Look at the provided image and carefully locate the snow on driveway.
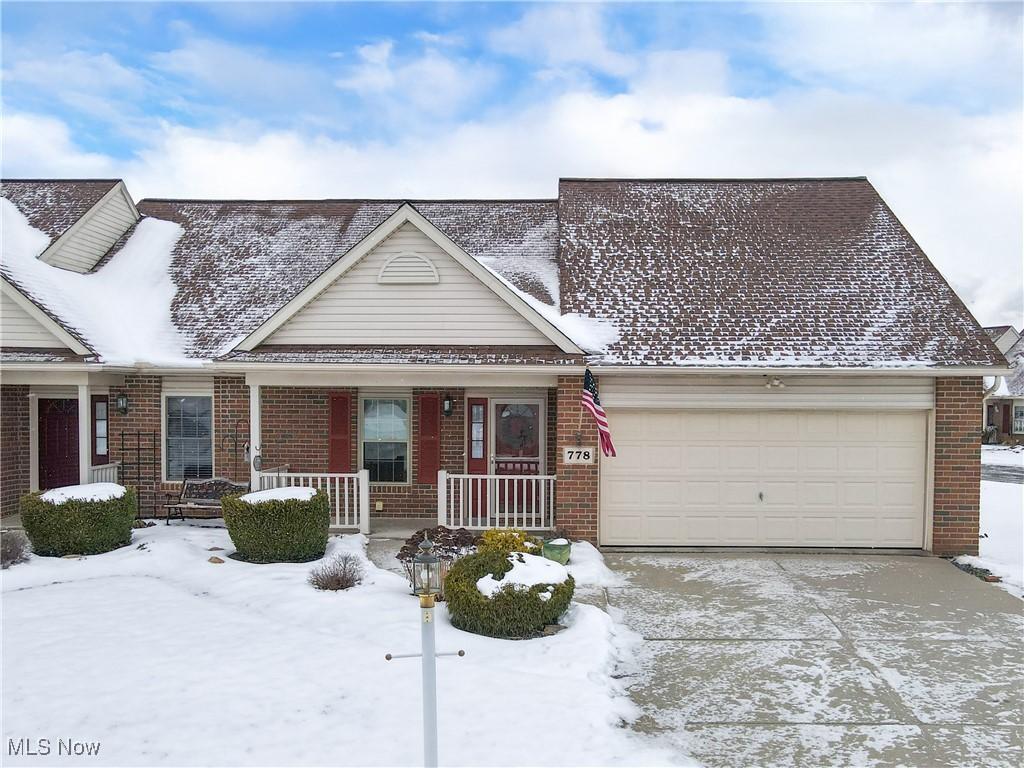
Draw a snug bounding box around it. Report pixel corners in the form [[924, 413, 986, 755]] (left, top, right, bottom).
[[2, 527, 678, 767], [982, 445, 1024, 467], [957, 480, 1024, 598]]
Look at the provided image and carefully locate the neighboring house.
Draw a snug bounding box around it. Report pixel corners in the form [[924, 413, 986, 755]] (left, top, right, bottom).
[[984, 325, 1020, 356], [0, 177, 1009, 556], [983, 330, 1024, 443]]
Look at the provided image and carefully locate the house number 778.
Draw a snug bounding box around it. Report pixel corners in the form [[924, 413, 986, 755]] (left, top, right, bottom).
[[562, 447, 596, 464]]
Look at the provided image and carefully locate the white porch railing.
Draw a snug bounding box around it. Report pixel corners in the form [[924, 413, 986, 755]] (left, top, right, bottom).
[[258, 470, 370, 534], [88, 461, 121, 483], [437, 470, 555, 530]]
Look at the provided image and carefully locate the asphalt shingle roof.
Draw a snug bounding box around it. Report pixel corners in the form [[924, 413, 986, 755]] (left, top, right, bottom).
[[558, 178, 1004, 368], [1, 180, 118, 242]]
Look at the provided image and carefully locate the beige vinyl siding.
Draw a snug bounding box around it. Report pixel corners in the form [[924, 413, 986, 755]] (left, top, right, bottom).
[[266, 222, 553, 346], [0, 289, 66, 347], [42, 185, 138, 273], [599, 375, 935, 410]]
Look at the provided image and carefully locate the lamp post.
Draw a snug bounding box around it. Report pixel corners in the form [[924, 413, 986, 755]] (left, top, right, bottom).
[[386, 536, 464, 768]]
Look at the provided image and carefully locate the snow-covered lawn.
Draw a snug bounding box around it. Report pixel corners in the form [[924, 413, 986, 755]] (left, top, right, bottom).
[[957, 481, 1024, 599], [2, 526, 675, 767], [981, 444, 1024, 467]]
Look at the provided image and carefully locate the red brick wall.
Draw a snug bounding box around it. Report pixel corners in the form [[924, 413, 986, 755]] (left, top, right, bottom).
[[554, 374, 599, 542], [932, 377, 983, 556], [108, 375, 163, 515], [259, 387, 466, 519], [214, 377, 250, 483], [1, 385, 30, 516]]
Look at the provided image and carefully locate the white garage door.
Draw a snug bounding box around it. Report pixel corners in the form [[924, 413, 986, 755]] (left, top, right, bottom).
[[600, 410, 927, 547]]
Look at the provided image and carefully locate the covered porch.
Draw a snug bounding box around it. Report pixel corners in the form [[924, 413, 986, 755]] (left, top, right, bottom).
[[1, 368, 124, 516], [240, 362, 589, 537]]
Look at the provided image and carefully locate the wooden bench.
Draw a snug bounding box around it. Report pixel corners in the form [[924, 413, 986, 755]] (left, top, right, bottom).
[[164, 478, 249, 524]]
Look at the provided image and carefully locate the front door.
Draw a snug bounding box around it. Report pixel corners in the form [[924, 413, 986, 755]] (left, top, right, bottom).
[[38, 398, 79, 490], [465, 398, 544, 524]]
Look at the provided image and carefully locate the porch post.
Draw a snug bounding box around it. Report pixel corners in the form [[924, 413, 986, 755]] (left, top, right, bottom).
[[77, 384, 90, 484], [248, 383, 261, 491]]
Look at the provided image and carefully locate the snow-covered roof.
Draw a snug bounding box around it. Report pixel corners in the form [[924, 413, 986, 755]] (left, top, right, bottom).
[[133, 198, 560, 359], [558, 178, 1006, 369], [0, 177, 1007, 370], [990, 337, 1024, 397], [220, 345, 581, 366], [1, 180, 119, 243]]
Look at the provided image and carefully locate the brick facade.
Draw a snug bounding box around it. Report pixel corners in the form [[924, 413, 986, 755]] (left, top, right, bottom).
[[214, 377, 250, 483], [554, 374, 600, 542], [932, 377, 983, 556], [1, 385, 30, 517]]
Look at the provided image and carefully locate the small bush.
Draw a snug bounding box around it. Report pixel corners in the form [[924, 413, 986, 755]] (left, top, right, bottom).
[[445, 549, 574, 639], [397, 526, 478, 597], [477, 528, 543, 556], [1, 530, 31, 568], [20, 488, 136, 557], [309, 553, 364, 591], [223, 490, 329, 563]]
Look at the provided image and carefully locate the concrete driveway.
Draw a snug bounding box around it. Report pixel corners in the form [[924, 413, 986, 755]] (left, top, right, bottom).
[[603, 553, 1023, 768]]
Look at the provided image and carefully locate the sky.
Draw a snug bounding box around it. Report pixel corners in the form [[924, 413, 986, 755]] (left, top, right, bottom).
[[2, 1, 1021, 328]]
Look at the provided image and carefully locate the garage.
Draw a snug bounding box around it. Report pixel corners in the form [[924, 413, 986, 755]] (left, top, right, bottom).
[[600, 393, 930, 547]]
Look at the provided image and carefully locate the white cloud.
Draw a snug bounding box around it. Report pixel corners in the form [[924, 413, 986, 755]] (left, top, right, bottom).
[[1, 112, 116, 177], [335, 39, 495, 117], [756, 3, 1022, 104], [489, 4, 635, 77]]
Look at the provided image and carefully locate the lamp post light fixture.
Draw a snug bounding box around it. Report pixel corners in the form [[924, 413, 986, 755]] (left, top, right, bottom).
[[386, 536, 464, 768]]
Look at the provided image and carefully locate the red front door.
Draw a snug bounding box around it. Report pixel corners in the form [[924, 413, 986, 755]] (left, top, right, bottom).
[[38, 398, 79, 490]]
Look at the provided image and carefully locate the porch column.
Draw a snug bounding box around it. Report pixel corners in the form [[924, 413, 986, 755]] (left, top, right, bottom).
[[248, 383, 261, 490], [78, 384, 90, 484]]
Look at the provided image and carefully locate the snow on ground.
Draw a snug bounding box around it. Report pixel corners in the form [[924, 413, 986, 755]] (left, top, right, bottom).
[[238, 486, 318, 504], [39, 482, 126, 504], [1, 526, 679, 767], [957, 481, 1024, 599], [1, 198, 191, 366], [982, 445, 1024, 467]]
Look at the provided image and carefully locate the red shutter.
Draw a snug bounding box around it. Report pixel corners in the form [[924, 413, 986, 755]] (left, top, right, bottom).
[[328, 394, 351, 473], [417, 394, 441, 485]]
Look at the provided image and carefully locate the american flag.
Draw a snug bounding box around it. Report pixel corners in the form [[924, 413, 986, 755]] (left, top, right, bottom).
[[581, 368, 616, 457]]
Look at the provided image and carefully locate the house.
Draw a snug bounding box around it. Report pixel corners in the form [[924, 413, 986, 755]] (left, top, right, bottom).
[[0, 177, 1009, 556], [984, 325, 1020, 356], [983, 327, 1024, 443]]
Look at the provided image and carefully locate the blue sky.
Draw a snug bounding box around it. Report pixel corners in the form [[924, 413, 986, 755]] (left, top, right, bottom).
[[2, 2, 1022, 326]]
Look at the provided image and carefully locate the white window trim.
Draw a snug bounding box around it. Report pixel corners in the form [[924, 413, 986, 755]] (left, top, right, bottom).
[[358, 392, 412, 486], [161, 390, 215, 484], [1013, 402, 1024, 435]]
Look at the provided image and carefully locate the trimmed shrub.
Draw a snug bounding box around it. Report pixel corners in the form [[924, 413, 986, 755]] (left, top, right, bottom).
[[445, 549, 574, 639], [20, 488, 136, 557], [222, 490, 329, 563], [2, 530, 31, 568], [477, 528, 543, 557], [309, 554, 364, 591]]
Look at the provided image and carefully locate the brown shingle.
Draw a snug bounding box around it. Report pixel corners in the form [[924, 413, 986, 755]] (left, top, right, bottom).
[[558, 178, 1005, 368], [1, 179, 118, 242]]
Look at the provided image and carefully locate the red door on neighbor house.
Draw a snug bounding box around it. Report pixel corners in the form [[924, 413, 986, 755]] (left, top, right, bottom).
[[38, 398, 79, 491]]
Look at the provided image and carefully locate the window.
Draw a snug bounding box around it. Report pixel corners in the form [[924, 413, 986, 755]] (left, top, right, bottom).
[[165, 396, 212, 481], [92, 395, 108, 465], [1014, 405, 1024, 435], [362, 398, 409, 483]]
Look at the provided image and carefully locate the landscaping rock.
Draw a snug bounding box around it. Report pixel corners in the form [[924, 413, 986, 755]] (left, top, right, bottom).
[[208, 556, 225, 564]]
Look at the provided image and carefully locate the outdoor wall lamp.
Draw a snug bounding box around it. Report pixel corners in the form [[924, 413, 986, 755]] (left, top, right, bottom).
[[442, 394, 454, 417], [115, 393, 129, 414]]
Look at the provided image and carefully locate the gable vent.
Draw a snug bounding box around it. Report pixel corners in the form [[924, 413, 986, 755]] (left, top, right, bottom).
[[377, 252, 440, 284]]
